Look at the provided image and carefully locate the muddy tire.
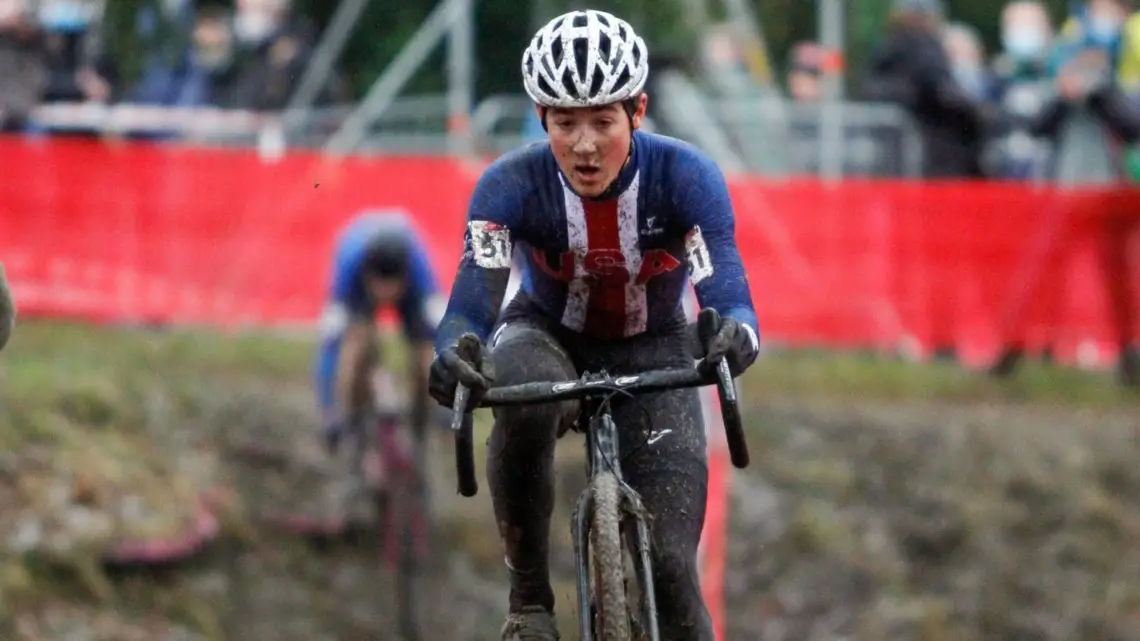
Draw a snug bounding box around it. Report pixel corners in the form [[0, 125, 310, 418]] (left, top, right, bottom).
[[591, 472, 630, 641]]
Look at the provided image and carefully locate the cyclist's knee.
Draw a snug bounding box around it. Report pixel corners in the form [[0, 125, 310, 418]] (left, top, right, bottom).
[[491, 325, 578, 430]]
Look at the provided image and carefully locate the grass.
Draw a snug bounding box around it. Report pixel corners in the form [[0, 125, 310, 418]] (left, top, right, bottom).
[[0, 322, 314, 640], [2, 319, 1139, 640]]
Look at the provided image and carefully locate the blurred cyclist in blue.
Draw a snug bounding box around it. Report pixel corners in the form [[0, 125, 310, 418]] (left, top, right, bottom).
[[315, 210, 446, 454]]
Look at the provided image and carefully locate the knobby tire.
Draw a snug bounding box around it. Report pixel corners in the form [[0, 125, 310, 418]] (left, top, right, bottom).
[[591, 471, 631, 641]]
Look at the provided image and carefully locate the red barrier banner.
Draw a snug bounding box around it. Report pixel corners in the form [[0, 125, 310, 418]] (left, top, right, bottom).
[[2, 137, 1138, 365]]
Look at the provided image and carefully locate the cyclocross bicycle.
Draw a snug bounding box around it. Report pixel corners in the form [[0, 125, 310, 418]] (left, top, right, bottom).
[[348, 372, 432, 641], [450, 308, 751, 641]]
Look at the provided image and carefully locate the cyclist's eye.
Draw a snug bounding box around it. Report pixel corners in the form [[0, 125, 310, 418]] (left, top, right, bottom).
[[555, 121, 575, 132]]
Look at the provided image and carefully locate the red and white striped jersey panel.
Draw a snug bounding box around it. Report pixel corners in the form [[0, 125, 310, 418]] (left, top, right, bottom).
[[558, 172, 648, 338]]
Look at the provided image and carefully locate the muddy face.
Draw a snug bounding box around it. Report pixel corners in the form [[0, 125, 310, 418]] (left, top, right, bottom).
[[541, 94, 647, 198]]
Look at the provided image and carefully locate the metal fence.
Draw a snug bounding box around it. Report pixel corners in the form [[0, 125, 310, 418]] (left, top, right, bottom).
[[23, 94, 921, 177], [712, 99, 926, 178]]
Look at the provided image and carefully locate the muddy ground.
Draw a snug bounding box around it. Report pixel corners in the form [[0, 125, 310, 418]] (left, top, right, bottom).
[[2, 322, 1139, 640]]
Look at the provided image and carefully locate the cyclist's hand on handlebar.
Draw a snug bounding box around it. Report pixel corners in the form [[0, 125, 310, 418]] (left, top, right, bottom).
[[690, 314, 758, 377], [428, 337, 495, 409]]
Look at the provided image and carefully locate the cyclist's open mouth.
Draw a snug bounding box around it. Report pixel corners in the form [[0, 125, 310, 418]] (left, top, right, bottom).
[[573, 165, 601, 183]]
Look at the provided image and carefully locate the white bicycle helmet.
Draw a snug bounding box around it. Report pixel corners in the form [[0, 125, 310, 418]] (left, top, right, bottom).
[[521, 9, 650, 108]]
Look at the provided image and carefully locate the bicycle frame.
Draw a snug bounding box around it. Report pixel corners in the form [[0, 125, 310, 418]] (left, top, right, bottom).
[[348, 405, 430, 641], [571, 394, 662, 641], [448, 307, 752, 640]]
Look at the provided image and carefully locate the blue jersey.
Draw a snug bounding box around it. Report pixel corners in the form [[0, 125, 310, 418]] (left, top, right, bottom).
[[435, 131, 759, 351], [316, 211, 443, 418]]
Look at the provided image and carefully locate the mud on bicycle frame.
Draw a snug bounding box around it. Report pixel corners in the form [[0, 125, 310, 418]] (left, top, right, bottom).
[[448, 308, 751, 640]]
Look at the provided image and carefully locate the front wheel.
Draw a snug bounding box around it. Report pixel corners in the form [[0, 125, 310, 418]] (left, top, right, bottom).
[[590, 471, 631, 641]]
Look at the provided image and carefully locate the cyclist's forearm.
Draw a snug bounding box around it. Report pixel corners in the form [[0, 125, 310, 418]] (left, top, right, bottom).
[[339, 341, 374, 420], [434, 266, 511, 352]]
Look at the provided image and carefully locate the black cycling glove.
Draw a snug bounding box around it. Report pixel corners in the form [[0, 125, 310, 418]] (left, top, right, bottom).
[[690, 316, 758, 377], [428, 337, 496, 409]]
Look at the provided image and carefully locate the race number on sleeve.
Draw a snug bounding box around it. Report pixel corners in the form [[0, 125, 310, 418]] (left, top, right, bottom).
[[685, 226, 714, 284], [468, 221, 513, 269]]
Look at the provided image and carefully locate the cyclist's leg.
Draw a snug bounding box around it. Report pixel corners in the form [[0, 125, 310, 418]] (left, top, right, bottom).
[[487, 295, 580, 622], [578, 324, 714, 641], [341, 320, 383, 420]]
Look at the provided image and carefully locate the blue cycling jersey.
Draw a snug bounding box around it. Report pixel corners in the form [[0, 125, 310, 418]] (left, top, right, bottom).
[[435, 130, 760, 352], [315, 211, 442, 419]]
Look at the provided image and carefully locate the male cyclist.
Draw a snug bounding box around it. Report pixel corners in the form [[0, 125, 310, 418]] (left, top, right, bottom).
[[428, 10, 760, 640], [316, 210, 444, 456]]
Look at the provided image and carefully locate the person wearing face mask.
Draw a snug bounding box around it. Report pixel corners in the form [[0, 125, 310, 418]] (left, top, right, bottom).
[[224, 0, 322, 111], [233, 0, 284, 45], [989, 0, 1140, 386], [1050, 0, 1128, 75], [984, 1, 1057, 180], [37, 0, 114, 106]]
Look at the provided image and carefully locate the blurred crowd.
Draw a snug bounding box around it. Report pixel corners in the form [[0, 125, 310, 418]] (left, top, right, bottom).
[[785, 0, 1140, 183], [0, 0, 346, 133]]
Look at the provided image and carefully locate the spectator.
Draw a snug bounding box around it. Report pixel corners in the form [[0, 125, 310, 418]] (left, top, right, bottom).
[[225, 0, 320, 111], [1050, 0, 1129, 73], [943, 21, 992, 102], [37, 0, 113, 104], [984, 0, 1057, 180], [786, 41, 824, 102], [130, 5, 238, 108], [1036, 1, 1132, 187], [860, 0, 989, 178], [990, 2, 1140, 386], [0, 0, 47, 131], [127, 0, 196, 102]]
